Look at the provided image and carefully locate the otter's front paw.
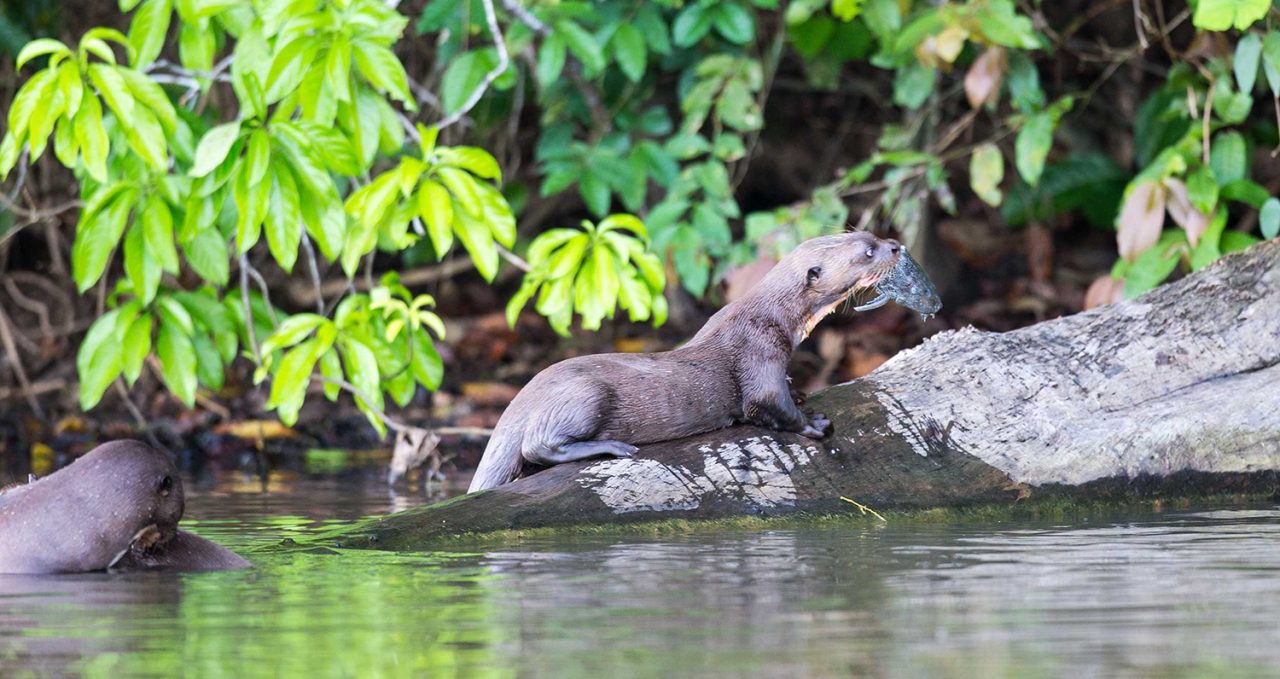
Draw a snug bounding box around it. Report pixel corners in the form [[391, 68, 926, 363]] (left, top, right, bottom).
[[799, 413, 832, 439]]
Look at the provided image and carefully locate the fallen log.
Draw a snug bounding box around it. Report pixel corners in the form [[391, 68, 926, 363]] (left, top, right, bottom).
[[340, 240, 1280, 550]]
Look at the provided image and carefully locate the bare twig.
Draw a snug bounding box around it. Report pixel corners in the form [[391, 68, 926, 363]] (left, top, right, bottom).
[[501, 0, 547, 33], [1202, 80, 1215, 166], [1132, 0, 1150, 50], [113, 379, 166, 452], [0, 193, 81, 248], [0, 305, 43, 419], [1, 275, 55, 338], [496, 243, 531, 272], [287, 257, 475, 308], [434, 426, 496, 437], [239, 254, 262, 364], [316, 375, 412, 434], [434, 0, 509, 129], [300, 232, 325, 315], [0, 379, 65, 400], [243, 262, 281, 324]]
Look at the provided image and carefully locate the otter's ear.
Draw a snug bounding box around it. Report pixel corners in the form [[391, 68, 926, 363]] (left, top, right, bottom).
[[806, 266, 822, 285]]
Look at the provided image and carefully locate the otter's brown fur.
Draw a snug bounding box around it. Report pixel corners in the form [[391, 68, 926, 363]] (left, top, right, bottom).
[[0, 440, 183, 573], [468, 232, 900, 492]]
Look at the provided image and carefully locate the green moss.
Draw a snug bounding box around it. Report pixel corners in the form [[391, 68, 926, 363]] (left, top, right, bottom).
[[344, 490, 1278, 551]]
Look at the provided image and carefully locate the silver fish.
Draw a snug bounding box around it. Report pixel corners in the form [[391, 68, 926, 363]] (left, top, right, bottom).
[[854, 247, 942, 318]]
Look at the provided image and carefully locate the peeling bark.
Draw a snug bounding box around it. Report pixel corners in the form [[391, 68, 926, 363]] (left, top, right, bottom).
[[338, 241, 1280, 550]]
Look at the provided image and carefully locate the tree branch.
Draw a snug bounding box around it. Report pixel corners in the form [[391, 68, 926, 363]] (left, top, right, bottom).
[[433, 0, 510, 130]]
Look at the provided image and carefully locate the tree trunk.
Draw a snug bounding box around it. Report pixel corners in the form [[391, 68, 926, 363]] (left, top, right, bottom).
[[339, 241, 1280, 550]]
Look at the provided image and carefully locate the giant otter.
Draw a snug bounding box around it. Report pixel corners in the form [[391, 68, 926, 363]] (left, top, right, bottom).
[[468, 231, 902, 492], [0, 440, 249, 573]]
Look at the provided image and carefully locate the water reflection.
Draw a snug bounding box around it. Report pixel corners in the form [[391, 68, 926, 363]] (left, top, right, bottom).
[[2, 485, 1279, 678]]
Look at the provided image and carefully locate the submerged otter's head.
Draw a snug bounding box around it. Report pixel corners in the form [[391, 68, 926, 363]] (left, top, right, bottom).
[[768, 231, 900, 335], [80, 440, 185, 553]]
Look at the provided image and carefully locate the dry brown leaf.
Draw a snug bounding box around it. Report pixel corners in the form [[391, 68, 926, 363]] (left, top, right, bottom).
[[1116, 180, 1167, 262], [214, 420, 297, 439], [1084, 275, 1125, 309], [462, 382, 520, 407], [965, 47, 1006, 109], [1162, 178, 1211, 247]]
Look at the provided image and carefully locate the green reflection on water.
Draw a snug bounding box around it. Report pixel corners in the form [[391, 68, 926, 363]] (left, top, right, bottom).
[[3, 498, 1280, 678]]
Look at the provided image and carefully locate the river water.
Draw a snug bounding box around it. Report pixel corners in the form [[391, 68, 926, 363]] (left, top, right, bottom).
[[2, 475, 1278, 678]]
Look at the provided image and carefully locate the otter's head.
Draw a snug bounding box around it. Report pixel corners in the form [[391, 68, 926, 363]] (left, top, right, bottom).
[[774, 232, 900, 333], [82, 440, 185, 551]]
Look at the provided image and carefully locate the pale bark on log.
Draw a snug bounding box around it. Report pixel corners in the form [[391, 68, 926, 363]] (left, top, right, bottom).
[[338, 241, 1280, 550]]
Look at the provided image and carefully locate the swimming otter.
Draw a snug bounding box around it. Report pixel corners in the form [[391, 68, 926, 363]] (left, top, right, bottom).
[[0, 440, 250, 573], [468, 231, 901, 492], [0, 440, 184, 573]]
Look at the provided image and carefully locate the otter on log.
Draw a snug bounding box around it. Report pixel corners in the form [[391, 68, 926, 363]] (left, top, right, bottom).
[[467, 231, 902, 492]]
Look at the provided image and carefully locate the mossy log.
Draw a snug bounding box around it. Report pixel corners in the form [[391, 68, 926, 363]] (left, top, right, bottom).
[[341, 241, 1280, 550]]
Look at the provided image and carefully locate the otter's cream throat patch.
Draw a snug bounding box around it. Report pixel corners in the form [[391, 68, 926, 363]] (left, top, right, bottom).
[[575, 436, 818, 514]]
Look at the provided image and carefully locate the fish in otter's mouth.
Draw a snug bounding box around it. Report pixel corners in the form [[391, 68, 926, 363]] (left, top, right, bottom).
[[854, 247, 942, 318]]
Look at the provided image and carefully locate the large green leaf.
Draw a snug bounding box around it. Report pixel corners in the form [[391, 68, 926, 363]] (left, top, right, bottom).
[[1209, 131, 1248, 184], [76, 306, 129, 409], [71, 186, 136, 291], [124, 221, 161, 304], [1235, 33, 1262, 94], [72, 95, 110, 182], [969, 143, 1004, 206], [190, 121, 241, 177], [142, 195, 180, 273], [351, 40, 413, 107], [1014, 111, 1054, 186], [340, 336, 384, 434], [127, 0, 173, 68], [1192, 0, 1269, 31], [181, 227, 230, 285], [555, 20, 606, 75], [440, 49, 498, 115], [121, 311, 152, 385], [156, 315, 198, 407], [673, 3, 715, 47], [264, 162, 303, 272], [455, 208, 500, 281], [711, 2, 755, 44], [417, 178, 454, 255]]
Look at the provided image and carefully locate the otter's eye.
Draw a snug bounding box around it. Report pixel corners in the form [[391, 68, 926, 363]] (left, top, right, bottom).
[[806, 266, 822, 284], [159, 475, 173, 496], [864, 245, 876, 259]]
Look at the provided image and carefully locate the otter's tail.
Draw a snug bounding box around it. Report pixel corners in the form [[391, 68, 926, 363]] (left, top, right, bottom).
[[467, 424, 524, 492]]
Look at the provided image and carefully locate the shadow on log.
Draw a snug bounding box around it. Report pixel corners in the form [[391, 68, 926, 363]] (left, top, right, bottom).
[[339, 240, 1280, 550]]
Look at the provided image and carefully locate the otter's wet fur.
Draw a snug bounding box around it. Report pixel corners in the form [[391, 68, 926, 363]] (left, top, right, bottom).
[[468, 232, 901, 492]]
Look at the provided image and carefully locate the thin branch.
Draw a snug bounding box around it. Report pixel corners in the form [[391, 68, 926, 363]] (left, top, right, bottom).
[[0, 305, 44, 419], [300, 231, 325, 314], [239, 254, 262, 364], [244, 262, 281, 324], [316, 375, 412, 434], [0, 193, 81, 248], [434, 426, 495, 437], [501, 0, 547, 33], [288, 257, 475, 308], [496, 243, 531, 272], [434, 0, 510, 129], [113, 379, 166, 453], [1202, 80, 1215, 166], [316, 376, 494, 442]]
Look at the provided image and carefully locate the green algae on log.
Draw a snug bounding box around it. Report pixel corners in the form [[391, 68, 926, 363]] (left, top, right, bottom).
[[335, 240, 1280, 550]]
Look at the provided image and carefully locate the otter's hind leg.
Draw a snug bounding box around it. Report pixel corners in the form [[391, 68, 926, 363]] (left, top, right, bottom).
[[520, 385, 638, 466], [524, 439, 638, 465]]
